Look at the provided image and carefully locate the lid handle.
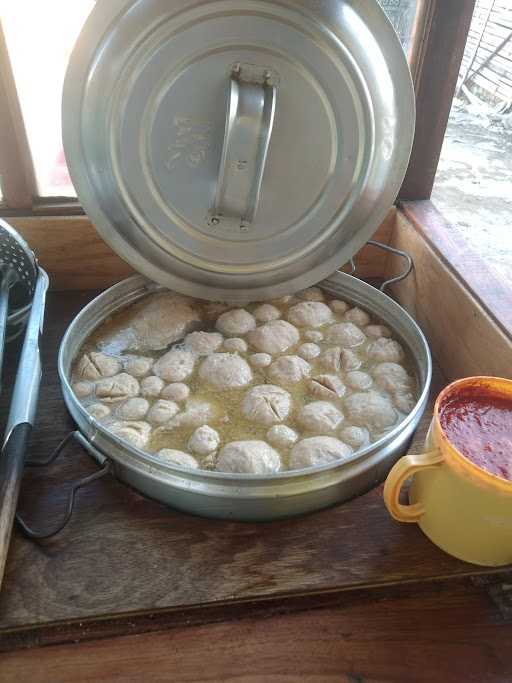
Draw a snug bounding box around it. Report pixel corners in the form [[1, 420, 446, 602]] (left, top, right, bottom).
[[211, 63, 277, 229]]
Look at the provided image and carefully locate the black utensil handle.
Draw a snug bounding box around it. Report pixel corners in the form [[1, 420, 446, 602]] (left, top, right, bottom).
[[0, 422, 32, 586]]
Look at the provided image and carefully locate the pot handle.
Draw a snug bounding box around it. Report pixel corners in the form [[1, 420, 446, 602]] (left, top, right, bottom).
[[383, 449, 444, 523]]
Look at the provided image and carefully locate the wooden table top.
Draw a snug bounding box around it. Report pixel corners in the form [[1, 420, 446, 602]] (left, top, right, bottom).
[[0, 291, 509, 656]]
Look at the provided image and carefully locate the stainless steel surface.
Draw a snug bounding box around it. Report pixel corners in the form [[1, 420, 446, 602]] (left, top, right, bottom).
[[63, 0, 415, 302], [58, 272, 432, 521], [212, 63, 276, 227], [4, 269, 49, 445]]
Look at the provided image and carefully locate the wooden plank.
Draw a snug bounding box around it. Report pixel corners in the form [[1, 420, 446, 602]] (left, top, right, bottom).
[[3, 210, 397, 290], [0, 290, 505, 650], [0, 23, 37, 209], [400, 0, 476, 200], [1, 579, 512, 683], [387, 204, 512, 381]]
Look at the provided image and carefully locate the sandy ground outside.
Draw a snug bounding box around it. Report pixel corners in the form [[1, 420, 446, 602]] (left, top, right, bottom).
[[432, 102, 512, 289]]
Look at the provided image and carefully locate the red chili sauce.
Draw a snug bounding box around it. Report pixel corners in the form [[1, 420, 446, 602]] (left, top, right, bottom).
[[439, 387, 512, 481]]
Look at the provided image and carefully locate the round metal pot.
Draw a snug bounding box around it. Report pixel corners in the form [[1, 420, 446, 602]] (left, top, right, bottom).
[[58, 272, 432, 521]]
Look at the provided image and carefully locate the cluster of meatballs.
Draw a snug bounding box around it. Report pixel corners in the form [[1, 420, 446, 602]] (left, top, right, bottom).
[[71, 286, 417, 474]]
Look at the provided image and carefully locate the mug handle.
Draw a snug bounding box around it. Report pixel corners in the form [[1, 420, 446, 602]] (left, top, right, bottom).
[[383, 450, 445, 523]]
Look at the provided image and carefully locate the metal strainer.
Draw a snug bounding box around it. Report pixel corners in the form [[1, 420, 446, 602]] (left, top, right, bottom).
[[0, 219, 38, 380]]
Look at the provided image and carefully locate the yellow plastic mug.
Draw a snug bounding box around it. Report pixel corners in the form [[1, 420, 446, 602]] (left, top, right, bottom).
[[384, 377, 512, 567]]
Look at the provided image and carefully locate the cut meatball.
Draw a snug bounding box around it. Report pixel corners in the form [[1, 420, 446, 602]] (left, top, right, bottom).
[[308, 375, 346, 399], [287, 302, 332, 328], [320, 346, 342, 372], [154, 348, 195, 382], [161, 383, 190, 402], [365, 324, 392, 339], [124, 356, 153, 378], [367, 338, 404, 363], [247, 320, 300, 354], [341, 349, 362, 372], [95, 373, 140, 403], [184, 331, 223, 355], [297, 401, 344, 433], [298, 343, 321, 361], [76, 352, 121, 380], [157, 449, 199, 470], [147, 400, 180, 424], [325, 322, 365, 347], [117, 397, 150, 420], [242, 385, 291, 425], [344, 391, 397, 431], [329, 299, 349, 314], [188, 425, 220, 456], [339, 425, 370, 450], [249, 353, 272, 368], [344, 307, 370, 327], [216, 309, 256, 336], [73, 381, 93, 399], [304, 330, 323, 343], [198, 353, 252, 390], [268, 356, 311, 385], [372, 362, 413, 394], [110, 421, 151, 449], [87, 403, 111, 420], [266, 425, 298, 450], [163, 399, 220, 430], [216, 441, 281, 474], [140, 375, 165, 399], [253, 304, 281, 322], [345, 371, 373, 391], [298, 287, 325, 302], [289, 437, 352, 470], [223, 337, 248, 353]]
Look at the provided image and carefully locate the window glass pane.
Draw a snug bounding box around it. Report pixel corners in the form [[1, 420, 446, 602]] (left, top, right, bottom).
[[377, 0, 420, 52], [432, 0, 512, 288], [1, 0, 95, 197]]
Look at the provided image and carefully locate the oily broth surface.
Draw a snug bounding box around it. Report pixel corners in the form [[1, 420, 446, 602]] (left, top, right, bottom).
[[72, 291, 419, 471]]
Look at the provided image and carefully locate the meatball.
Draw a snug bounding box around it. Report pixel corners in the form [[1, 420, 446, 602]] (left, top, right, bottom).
[[341, 349, 362, 372], [325, 322, 365, 348], [223, 337, 248, 353], [87, 403, 111, 420], [319, 346, 342, 372], [298, 343, 321, 361], [304, 330, 323, 343], [308, 375, 346, 400], [165, 399, 220, 430], [394, 392, 416, 413], [242, 385, 291, 425], [247, 320, 300, 354], [329, 299, 349, 314], [95, 373, 140, 403], [157, 449, 199, 470], [287, 301, 332, 328], [73, 381, 93, 399], [365, 324, 392, 339], [344, 391, 397, 431], [216, 309, 256, 336], [289, 437, 352, 470], [153, 348, 195, 382], [76, 352, 121, 380], [297, 401, 344, 433], [344, 307, 370, 327], [216, 441, 281, 474], [198, 353, 252, 390], [253, 304, 281, 322], [249, 353, 272, 368], [298, 287, 325, 302], [147, 400, 180, 424], [161, 383, 190, 402], [339, 425, 370, 450], [188, 425, 220, 456], [124, 356, 153, 378], [117, 397, 150, 420], [184, 331, 223, 355], [140, 375, 165, 399], [266, 425, 298, 450], [367, 338, 404, 363], [268, 356, 311, 385], [345, 371, 373, 391], [110, 420, 151, 449], [372, 362, 413, 394]]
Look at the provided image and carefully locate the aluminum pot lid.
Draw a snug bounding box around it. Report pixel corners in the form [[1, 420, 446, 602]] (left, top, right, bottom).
[[63, 0, 415, 302]]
